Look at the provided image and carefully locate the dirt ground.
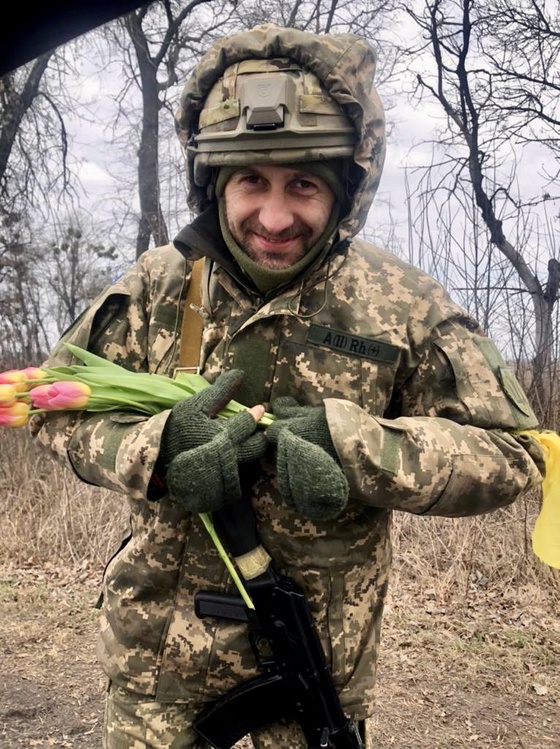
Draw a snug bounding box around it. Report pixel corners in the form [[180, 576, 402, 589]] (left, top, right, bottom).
[[1, 563, 559, 749]]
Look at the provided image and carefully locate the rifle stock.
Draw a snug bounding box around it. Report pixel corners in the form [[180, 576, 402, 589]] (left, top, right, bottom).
[[193, 671, 293, 747]]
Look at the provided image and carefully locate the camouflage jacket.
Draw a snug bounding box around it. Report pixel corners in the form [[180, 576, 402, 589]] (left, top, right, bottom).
[[32, 237, 543, 716], [31, 24, 544, 719]]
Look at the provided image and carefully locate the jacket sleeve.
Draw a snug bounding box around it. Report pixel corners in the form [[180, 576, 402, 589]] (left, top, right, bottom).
[[29, 248, 185, 501], [325, 286, 545, 517]]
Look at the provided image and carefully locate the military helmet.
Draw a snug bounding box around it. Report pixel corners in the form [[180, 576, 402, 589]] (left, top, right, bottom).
[[185, 58, 357, 200]]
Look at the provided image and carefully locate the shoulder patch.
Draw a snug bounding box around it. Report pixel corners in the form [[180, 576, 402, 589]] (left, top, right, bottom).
[[498, 367, 534, 417], [474, 336, 536, 421]]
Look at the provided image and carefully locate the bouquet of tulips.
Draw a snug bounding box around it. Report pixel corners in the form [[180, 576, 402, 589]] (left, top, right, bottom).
[[0, 343, 274, 427]]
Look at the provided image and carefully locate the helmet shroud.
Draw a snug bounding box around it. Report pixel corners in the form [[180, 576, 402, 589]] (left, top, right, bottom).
[[189, 59, 356, 198]]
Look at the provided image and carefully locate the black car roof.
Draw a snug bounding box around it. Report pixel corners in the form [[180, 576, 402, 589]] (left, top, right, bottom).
[[0, 0, 149, 76]]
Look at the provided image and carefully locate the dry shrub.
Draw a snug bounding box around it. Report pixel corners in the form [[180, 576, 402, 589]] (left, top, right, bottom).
[[0, 429, 129, 568], [0, 429, 558, 605], [390, 496, 560, 604]]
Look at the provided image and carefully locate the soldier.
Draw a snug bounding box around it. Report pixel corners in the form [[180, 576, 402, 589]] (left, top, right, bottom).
[[32, 23, 544, 749]]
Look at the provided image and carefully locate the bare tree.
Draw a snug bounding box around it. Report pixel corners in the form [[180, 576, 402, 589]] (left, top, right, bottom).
[[41, 226, 119, 334], [233, 0, 398, 33], [0, 52, 73, 217], [0, 214, 120, 367], [477, 0, 560, 162], [0, 212, 52, 366], [99, 0, 236, 257], [0, 55, 50, 184], [404, 0, 559, 422]]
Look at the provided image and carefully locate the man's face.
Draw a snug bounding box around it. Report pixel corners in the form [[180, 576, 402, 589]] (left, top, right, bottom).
[[223, 164, 335, 269]]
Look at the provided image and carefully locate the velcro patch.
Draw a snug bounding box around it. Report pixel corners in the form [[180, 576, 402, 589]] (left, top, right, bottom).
[[498, 366, 534, 417], [307, 325, 400, 364]]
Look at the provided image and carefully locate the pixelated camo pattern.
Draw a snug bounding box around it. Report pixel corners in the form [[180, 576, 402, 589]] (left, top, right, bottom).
[[31, 239, 544, 718], [175, 23, 386, 240]]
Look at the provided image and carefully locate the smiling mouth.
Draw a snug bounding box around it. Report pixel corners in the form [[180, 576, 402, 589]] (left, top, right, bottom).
[[251, 232, 301, 250]]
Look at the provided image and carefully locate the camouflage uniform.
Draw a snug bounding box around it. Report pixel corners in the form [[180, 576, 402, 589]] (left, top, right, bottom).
[[32, 23, 544, 747]]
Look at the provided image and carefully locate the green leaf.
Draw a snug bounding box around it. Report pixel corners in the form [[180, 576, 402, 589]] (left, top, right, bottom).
[[175, 371, 211, 390], [64, 343, 127, 370]]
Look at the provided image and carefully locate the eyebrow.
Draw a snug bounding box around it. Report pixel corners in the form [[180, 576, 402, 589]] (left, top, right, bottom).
[[233, 167, 320, 180]]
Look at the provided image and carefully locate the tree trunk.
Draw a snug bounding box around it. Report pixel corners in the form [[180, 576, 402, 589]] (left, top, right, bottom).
[[0, 53, 52, 189], [124, 12, 169, 257]]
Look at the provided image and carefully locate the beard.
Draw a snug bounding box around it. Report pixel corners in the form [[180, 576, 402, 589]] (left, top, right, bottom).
[[232, 217, 314, 269]]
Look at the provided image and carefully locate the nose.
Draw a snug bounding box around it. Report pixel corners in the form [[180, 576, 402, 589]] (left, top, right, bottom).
[[257, 189, 295, 236]]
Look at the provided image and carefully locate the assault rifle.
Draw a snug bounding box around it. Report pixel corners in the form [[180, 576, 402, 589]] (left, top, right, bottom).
[[193, 499, 364, 749]]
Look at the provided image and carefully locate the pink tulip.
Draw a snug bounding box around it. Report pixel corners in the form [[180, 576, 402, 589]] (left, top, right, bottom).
[[0, 384, 17, 407], [0, 401, 30, 427], [21, 367, 48, 382], [0, 370, 27, 393], [49, 381, 91, 408], [29, 384, 53, 409], [30, 381, 91, 410]]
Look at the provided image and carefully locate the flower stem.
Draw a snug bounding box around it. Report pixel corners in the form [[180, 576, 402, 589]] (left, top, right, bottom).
[[199, 513, 254, 609]]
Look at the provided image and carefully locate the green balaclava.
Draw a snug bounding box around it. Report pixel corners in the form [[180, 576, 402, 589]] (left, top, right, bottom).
[[216, 161, 346, 295]]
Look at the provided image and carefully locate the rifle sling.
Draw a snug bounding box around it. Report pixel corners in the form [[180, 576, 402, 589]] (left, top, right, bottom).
[[177, 258, 205, 374]]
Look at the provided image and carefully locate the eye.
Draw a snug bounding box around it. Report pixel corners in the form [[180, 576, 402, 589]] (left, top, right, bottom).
[[291, 177, 321, 194], [236, 172, 263, 187]]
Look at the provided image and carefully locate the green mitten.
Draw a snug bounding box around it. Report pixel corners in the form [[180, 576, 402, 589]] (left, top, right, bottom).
[[267, 397, 349, 520], [266, 397, 338, 458], [160, 369, 255, 467], [166, 411, 266, 513]]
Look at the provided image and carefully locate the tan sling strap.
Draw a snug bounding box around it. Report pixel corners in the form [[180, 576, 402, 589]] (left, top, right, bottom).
[[177, 258, 205, 373]]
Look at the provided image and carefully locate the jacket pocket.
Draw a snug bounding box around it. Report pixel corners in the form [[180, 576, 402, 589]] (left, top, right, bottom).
[[95, 523, 133, 609], [271, 338, 394, 415], [327, 561, 388, 689], [52, 283, 132, 359]]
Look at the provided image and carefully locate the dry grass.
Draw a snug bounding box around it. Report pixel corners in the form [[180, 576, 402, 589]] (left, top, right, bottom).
[[0, 430, 129, 569], [1, 429, 558, 606], [390, 499, 560, 605]]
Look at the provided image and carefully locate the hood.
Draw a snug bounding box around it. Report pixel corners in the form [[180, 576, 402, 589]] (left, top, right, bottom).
[[175, 23, 386, 240]]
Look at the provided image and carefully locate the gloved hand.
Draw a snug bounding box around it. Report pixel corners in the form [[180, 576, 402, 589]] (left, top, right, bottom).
[[266, 397, 349, 521], [160, 370, 266, 512]]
